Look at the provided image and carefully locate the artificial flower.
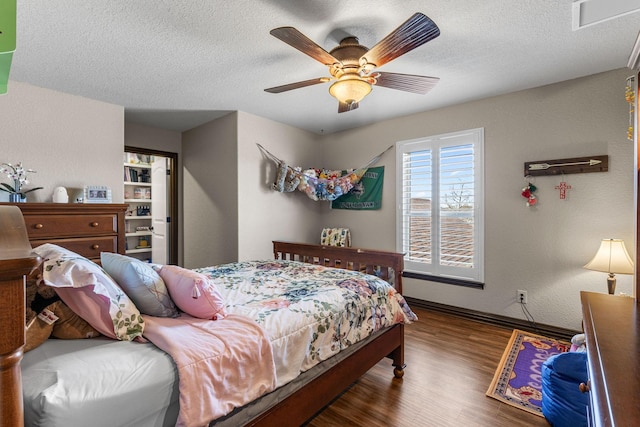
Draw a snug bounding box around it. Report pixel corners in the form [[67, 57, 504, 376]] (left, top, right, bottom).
[[0, 162, 43, 197]]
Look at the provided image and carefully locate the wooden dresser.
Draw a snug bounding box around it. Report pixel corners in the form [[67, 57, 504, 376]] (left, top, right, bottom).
[[0, 204, 127, 427], [0, 203, 127, 259], [580, 291, 640, 426]]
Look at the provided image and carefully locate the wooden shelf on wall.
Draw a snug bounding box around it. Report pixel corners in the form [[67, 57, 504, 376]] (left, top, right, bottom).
[[524, 155, 608, 177]]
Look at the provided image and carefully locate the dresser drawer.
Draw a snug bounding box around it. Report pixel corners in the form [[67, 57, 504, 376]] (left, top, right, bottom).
[[24, 214, 117, 239], [1, 202, 127, 256], [30, 236, 117, 260]]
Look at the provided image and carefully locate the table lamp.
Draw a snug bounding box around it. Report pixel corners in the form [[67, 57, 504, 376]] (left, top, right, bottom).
[[583, 238, 634, 295]]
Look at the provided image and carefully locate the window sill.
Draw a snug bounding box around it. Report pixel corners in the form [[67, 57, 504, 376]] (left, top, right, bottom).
[[402, 271, 484, 289]]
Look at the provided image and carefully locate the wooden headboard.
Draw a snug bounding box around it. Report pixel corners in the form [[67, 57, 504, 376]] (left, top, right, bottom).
[[273, 241, 404, 293]]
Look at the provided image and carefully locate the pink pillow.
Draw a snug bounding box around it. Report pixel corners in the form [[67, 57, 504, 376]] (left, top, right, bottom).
[[53, 286, 115, 338], [156, 265, 226, 320]]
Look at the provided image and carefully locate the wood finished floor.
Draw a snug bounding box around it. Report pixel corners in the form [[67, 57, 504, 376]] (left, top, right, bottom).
[[305, 306, 551, 427]]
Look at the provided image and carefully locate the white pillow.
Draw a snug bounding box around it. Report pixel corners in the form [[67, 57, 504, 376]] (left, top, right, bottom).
[[34, 244, 144, 341]]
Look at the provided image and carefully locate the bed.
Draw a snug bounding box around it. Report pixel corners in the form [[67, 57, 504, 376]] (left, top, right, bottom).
[[0, 204, 415, 427]]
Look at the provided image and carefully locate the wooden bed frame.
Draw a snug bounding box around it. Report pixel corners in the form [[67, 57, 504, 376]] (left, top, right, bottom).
[[0, 205, 407, 427], [252, 241, 406, 426]]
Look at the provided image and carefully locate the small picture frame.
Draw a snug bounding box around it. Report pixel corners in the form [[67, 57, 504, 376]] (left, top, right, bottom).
[[84, 185, 112, 203]]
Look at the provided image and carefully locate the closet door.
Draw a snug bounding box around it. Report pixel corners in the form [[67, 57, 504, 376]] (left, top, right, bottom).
[[152, 157, 169, 265]]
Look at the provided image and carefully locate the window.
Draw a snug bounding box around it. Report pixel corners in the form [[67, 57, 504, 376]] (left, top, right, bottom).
[[396, 128, 484, 284]]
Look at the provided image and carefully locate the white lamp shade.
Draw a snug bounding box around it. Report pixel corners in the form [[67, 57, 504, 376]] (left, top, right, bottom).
[[329, 77, 372, 104], [584, 239, 635, 274]]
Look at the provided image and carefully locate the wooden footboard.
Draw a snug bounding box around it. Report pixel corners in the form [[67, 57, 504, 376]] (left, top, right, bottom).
[[253, 241, 407, 425], [247, 323, 405, 426]]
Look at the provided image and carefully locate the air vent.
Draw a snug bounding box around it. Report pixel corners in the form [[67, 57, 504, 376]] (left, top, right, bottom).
[[572, 0, 640, 30]]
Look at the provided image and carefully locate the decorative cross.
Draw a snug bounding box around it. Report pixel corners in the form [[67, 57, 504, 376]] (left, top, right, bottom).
[[555, 181, 572, 199]]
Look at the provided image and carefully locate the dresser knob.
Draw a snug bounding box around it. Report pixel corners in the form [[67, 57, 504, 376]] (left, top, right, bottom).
[[91, 222, 99, 227], [34, 223, 44, 229], [579, 382, 590, 393], [92, 244, 99, 250]]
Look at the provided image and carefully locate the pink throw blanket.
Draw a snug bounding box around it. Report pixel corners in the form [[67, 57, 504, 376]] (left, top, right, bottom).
[[142, 314, 277, 427]]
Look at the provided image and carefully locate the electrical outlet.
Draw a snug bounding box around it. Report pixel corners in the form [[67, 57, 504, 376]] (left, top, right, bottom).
[[517, 290, 528, 304]]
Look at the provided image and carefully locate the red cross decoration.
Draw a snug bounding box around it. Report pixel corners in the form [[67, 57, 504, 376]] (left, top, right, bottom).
[[555, 181, 572, 199]]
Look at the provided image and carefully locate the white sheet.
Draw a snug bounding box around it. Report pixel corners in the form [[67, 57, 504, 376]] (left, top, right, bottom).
[[22, 337, 179, 427]]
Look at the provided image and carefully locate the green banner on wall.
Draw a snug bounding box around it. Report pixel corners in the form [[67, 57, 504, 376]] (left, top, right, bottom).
[[331, 166, 384, 210]]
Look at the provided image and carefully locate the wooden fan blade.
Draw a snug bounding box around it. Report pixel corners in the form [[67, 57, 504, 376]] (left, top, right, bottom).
[[270, 27, 339, 66], [373, 72, 439, 94], [361, 13, 440, 69], [265, 78, 329, 93], [338, 100, 359, 113]]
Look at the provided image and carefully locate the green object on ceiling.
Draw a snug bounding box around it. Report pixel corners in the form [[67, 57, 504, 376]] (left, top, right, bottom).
[[0, 0, 16, 95]]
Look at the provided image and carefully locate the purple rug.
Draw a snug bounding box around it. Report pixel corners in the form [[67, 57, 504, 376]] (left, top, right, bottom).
[[486, 329, 571, 416]]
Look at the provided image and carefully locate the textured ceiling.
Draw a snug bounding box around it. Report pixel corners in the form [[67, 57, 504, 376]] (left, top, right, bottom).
[[10, 0, 640, 134]]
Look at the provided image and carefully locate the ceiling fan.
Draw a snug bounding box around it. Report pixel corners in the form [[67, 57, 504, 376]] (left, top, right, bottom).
[[264, 12, 440, 113]]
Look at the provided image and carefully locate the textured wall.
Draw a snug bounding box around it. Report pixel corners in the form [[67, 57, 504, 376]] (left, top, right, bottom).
[[181, 112, 238, 268], [125, 122, 182, 154], [182, 111, 323, 265], [320, 69, 634, 331], [0, 81, 124, 202], [236, 111, 323, 261]]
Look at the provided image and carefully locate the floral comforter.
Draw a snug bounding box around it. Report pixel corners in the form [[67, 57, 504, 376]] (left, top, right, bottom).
[[195, 260, 417, 387]]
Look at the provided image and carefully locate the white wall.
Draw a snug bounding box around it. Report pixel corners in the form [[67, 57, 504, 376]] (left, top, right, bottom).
[[3, 71, 633, 332], [181, 111, 323, 265], [0, 81, 124, 202], [236, 111, 323, 261], [319, 68, 634, 331], [181, 112, 239, 268], [125, 122, 182, 154]]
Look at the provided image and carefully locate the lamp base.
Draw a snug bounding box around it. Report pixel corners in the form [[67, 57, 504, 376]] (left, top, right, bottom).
[[607, 273, 616, 295]]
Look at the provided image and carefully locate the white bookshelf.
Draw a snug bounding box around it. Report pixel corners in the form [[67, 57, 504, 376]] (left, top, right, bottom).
[[124, 156, 154, 261]]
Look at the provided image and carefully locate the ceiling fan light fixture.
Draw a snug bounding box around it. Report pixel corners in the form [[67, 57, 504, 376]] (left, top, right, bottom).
[[266, 13, 440, 112], [328, 78, 371, 105]]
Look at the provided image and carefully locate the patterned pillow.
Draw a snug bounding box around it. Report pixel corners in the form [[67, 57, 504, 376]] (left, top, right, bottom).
[[101, 252, 179, 317], [33, 244, 144, 341], [155, 264, 226, 320], [320, 228, 351, 247]]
